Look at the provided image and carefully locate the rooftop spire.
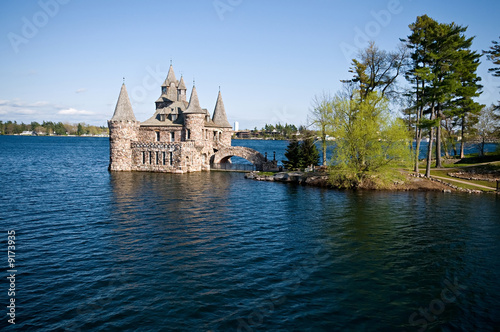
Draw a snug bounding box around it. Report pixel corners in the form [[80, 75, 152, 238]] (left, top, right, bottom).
[[162, 64, 177, 87], [111, 83, 136, 121], [178, 75, 186, 90], [184, 85, 205, 114], [212, 90, 232, 128]]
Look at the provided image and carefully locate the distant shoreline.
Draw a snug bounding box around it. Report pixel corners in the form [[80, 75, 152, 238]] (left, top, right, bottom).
[[1, 134, 109, 138]]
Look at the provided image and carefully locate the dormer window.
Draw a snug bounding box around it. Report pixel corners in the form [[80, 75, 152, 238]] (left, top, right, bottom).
[[162, 87, 166, 94], [159, 114, 166, 122], [171, 114, 177, 121]]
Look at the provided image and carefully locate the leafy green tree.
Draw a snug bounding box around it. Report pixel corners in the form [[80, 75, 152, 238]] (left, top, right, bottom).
[[329, 91, 412, 188], [282, 139, 301, 170], [342, 41, 409, 103], [30, 121, 40, 131], [310, 92, 333, 165], [54, 122, 67, 135], [474, 105, 499, 156], [77, 123, 84, 136]]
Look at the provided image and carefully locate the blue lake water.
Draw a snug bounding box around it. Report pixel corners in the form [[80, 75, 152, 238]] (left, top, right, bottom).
[[232, 139, 499, 166], [1, 136, 499, 331]]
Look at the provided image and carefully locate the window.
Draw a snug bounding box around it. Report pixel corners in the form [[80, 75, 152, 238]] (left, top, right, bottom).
[[162, 87, 166, 94], [149, 151, 153, 164], [159, 114, 166, 122], [163, 152, 166, 165], [142, 151, 146, 164], [170, 132, 175, 142], [156, 131, 160, 141], [156, 151, 159, 164], [169, 152, 173, 166], [187, 129, 191, 140], [171, 114, 177, 121]]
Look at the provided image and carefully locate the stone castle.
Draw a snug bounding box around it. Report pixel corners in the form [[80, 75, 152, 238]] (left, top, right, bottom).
[[108, 65, 234, 173]]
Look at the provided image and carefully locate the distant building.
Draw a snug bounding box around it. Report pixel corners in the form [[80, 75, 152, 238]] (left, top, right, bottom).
[[234, 121, 239, 132], [108, 65, 233, 173]]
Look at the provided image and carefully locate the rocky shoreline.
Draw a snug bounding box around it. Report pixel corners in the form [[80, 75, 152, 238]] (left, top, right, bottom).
[[245, 170, 486, 193]]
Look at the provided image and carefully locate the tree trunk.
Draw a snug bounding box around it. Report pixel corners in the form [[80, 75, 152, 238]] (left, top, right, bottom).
[[426, 127, 433, 178], [481, 136, 485, 156], [414, 129, 421, 173], [442, 128, 450, 158], [435, 108, 442, 168], [414, 78, 423, 173], [460, 117, 465, 159], [322, 139, 327, 166]]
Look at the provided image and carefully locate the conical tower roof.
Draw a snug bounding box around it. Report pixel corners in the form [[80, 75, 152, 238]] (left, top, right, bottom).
[[184, 85, 205, 114], [162, 65, 177, 87], [212, 91, 232, 128], [111, 83, 136, 121], [178, 76, 187, 90], [166, 82, 177, 101]]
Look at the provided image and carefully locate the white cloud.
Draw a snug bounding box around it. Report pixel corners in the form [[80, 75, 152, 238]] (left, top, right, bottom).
[[58, 108, 94, 115], [15, 109, 37, 115], [75, 88, 87, 94], [30, 101, 50, 107], [0, 99, 105, 125]]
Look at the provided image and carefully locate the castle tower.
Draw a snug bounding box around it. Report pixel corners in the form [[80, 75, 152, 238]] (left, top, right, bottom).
[[177, 76, 187, 102], [161, 65, 177, 98], [183, 85, 205, 142], [108, 83, 140, 171], [212, 90, 233, 146]]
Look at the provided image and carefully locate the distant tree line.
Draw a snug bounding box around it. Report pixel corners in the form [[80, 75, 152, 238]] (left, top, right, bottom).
[[235, 123, 317, 140], [0, 120, 109, 136]]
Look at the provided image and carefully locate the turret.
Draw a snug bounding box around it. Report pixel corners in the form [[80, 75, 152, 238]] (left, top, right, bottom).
[[161, 64, 178, 101], [183, 85, 205, 142], [108, 83, 140, 171], [177, 76, 187, 102], [212, 90, 233, 146]]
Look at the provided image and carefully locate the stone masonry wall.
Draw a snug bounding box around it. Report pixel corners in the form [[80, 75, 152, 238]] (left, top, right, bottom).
[[137, 126, 182, 143], [108, 120, 140, 171], [130, 141, 211, 173], [184, 114, 205, 143]]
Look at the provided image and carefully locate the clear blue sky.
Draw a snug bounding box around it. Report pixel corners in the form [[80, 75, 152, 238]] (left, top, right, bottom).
[[1, 0, 499, 129]]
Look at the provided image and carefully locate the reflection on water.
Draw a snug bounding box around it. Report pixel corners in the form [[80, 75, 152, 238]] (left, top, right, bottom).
[[1, 136, 500, 331]]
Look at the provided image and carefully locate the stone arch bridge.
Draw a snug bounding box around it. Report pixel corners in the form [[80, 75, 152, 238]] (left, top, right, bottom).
[[211, 146, 267, 171]]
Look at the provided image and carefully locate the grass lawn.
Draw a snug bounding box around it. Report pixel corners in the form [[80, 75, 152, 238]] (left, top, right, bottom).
[[418, 169, 497, 192]]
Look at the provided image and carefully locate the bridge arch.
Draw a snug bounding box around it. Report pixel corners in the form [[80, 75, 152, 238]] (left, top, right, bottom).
[[211, 146, 266, 170]]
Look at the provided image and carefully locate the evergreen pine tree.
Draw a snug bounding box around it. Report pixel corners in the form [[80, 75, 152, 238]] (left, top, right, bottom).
[[282, 139, 301, 170], [299, 136, 320, 168]]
